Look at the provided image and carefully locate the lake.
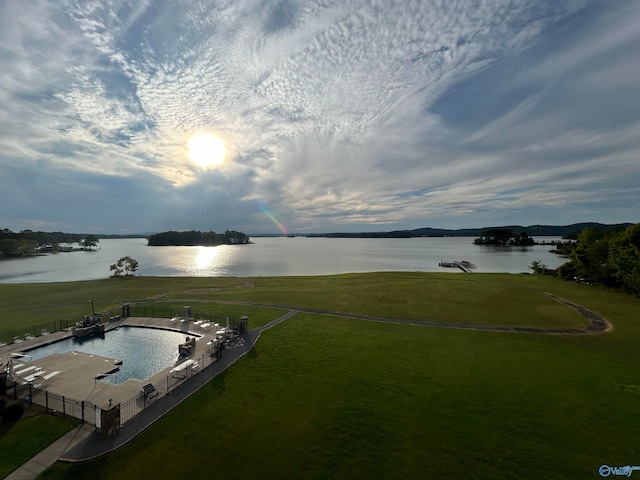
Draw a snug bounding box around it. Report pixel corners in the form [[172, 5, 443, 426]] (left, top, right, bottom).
[[0, 237, 568, 284]]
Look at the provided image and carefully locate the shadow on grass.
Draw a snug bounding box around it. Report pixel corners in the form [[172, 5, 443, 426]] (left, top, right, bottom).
[[38, 456, 110, 480]]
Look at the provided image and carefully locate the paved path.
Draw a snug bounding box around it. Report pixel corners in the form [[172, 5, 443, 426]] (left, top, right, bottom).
[[6, 293, 610, 478], [5, 424, 94, 480], [199, 294, 611, 335]]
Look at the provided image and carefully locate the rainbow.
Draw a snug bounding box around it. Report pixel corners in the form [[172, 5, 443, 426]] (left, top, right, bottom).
[[256, 200, 288, 235]]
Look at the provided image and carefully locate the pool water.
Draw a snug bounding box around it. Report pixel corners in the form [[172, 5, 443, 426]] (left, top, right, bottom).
[[23, 326, 197, 384]]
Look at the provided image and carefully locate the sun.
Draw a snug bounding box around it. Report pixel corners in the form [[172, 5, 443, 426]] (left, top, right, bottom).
[[188, 133, 227, 167]]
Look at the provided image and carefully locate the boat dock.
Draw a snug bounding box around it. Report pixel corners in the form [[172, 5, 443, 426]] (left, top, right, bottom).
[[438, 260, 476, 273]]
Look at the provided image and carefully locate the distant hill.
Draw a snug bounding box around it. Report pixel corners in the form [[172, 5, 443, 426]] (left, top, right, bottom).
[[305, 223, 633, 239], [306, 230, 414, 239], [95, 234, 149, 239], [415, 222, 635, 238]]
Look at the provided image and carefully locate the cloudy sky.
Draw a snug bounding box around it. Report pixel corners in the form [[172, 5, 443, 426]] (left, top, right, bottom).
[[1, 0, 639, 234]]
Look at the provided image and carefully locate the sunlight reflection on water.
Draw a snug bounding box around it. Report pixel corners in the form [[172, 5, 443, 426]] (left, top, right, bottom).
[[181, 245, 237, 276]]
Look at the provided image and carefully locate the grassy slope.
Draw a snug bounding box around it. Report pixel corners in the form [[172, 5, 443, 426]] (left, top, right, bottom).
[[194, 273, 589, 328], [27, 273, 640, 480], [1, 274, 588, 342], [0, 277, 270, 340]]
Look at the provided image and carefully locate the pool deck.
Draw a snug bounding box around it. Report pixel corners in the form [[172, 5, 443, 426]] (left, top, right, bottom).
[[1, 316, 221, 409], [3, 310, 298, 479]]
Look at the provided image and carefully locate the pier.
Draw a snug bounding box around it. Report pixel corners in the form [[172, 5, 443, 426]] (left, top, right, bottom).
[[438, 260, 476, 273]]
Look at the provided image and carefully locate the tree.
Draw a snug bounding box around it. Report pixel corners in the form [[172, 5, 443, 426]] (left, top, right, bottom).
[[0, 238, 37, 257], [530, 261, 548, 275], [569, 228, 613, 285], [513, 232, 535, 246], [225, 230, 251, 244], [82, 234, 100, 250], [110, 256, 139, 277], [557, 223, 640, 296]]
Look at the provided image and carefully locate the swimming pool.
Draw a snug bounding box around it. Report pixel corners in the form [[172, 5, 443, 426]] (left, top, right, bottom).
[[22, 326, 198, 384]]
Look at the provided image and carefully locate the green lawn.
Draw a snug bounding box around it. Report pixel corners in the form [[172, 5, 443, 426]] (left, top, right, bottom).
[[0, 414, 75, 478], [0, 277, 256, 341], [1, 273, 590, 342], [0, 273, 638, 479], [123, 302, 286, 328], [187, 272, 589, 328], [43, 306, 640, 479]]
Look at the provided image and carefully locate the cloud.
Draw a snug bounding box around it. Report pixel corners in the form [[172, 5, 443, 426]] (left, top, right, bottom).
[[1, 0, 639, 233]]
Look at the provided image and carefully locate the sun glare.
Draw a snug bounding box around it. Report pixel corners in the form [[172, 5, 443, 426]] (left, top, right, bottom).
[[195, 246, 218, 269], [188, 133, 227, 167]]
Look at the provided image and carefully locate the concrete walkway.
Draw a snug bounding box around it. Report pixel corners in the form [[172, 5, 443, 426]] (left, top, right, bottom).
[[5, 424, 94, 480]]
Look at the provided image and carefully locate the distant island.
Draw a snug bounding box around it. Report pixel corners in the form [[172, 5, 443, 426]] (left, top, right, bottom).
[[0, 229, 99, 257], [473, 229, 535, 246], [147, 230, 251, 246]]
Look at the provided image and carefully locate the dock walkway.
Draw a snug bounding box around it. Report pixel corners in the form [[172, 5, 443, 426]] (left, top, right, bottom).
[[438, 260, 476, 273]]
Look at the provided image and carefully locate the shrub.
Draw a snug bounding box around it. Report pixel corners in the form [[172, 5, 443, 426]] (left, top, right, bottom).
[[2, 400, 25, 423]]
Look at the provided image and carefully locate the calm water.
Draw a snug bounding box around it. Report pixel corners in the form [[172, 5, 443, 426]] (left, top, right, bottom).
[[22, 326, 190, 383], [0, 237, 568, 283]]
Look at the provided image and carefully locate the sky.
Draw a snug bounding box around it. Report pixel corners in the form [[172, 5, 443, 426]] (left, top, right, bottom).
[[1, 0, 639, 235]]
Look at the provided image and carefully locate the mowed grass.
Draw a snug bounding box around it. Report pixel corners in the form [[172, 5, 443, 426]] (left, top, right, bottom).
[[1, 273, 638, 478], [0, 277, 258, 340], [0, 414, 75, 478], [1, 273, 588, 341], [166, 272, 588, 328], [43, 310, 640, 479], [23, 273, 639, 480], [120, 302, 284, 329]]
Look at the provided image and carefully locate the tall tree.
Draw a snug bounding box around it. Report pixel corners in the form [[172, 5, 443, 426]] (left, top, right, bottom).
[[110, 256, 139, 277]]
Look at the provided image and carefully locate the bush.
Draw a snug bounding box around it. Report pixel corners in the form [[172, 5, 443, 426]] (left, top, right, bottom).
[[2, 400, 25, 423], [0, 396, 6, 411]]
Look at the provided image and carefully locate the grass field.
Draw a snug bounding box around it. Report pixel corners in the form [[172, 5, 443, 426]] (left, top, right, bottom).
[[0, 414, 75, 478], [1, 273, 639, 479]]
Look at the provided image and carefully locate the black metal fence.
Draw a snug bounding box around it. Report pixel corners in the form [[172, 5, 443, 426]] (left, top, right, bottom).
[[118, 352, 211, 425], [0, 305, 244, 345], [3, 304, 243, 433], [0, 319, 71, 345], [9, 382, 98, 425], [8, 350, 220, 429], [125, 305, 244, 329]]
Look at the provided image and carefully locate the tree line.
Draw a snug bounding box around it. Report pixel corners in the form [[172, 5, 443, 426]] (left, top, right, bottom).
[[0, 228, 98, 257], [147, 230, 251, 246], [532, 223, 640, 296], [473, 229, 535, 246]]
